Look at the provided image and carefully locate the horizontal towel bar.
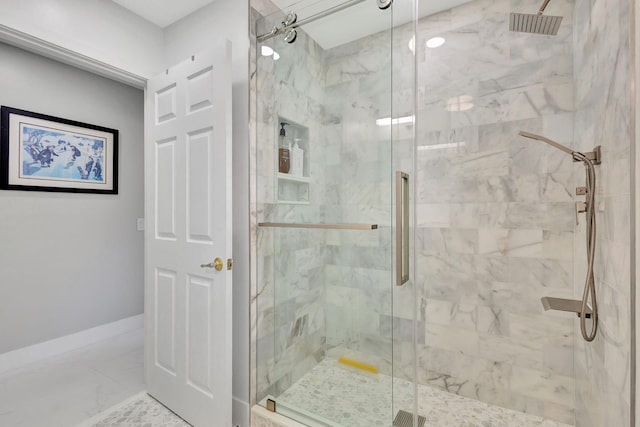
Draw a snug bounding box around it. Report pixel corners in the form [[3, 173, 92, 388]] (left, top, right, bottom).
[[258, 222, 378, 230]]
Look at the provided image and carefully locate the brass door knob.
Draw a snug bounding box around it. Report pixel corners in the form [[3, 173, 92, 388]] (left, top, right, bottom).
[[201, 257, 223, 271]]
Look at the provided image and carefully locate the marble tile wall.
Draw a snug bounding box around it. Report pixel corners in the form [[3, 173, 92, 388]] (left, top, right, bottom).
[[311, 7, 582, 419], [253, 7, 329, 401], [572, 0, 633, 425], [321, 27, 396, 375], [413, 0, 577, 423]]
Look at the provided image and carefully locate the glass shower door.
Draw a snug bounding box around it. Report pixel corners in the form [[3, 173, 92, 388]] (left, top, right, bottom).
[[253, 0, 416, 425]]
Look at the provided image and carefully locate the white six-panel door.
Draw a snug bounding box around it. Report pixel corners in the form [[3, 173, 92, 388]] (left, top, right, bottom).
[[144, 41, 232, 427]]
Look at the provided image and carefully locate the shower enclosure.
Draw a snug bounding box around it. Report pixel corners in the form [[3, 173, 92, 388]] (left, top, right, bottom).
[[252, 0, 417, 425], [250, 0, 635, 426]]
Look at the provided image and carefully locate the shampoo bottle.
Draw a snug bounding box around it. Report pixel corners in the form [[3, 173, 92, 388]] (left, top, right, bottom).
[[292, 139, 304, 176], [278, 122, 290, 173]]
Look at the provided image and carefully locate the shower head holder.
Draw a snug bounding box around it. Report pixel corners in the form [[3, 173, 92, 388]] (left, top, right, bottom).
[[573, 146, 601, 165]]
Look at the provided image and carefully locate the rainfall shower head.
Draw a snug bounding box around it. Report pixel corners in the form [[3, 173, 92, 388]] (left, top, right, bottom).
[[510, 0, 563, 35]]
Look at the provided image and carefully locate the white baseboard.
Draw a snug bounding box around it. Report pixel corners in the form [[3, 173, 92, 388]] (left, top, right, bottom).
[[0, 314, 144, 375], [233, 397, 250, 427]]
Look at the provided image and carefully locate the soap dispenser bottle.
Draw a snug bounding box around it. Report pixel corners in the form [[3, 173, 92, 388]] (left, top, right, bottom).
[[278, 122, 290, 173]]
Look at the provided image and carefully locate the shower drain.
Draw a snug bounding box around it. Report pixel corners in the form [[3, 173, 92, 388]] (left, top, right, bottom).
[[393, 410, 426, 427]]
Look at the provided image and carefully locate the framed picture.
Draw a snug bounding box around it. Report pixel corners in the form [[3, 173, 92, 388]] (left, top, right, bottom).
[[0, 106, 118, 194]]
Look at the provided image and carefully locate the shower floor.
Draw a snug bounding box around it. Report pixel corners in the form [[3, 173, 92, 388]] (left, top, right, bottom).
[[272, 359, 572, 427]]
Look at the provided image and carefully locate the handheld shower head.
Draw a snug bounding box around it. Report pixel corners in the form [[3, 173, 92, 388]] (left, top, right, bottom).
[[519, 129, 601, 342], [518, 131, 602, 165], [518, 131, 574, 156]]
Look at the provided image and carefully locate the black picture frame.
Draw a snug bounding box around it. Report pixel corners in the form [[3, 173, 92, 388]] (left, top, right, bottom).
[[0, 106, 118, 194]]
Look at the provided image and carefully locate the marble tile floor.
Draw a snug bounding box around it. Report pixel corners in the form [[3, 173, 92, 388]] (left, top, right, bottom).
[[269, 359, 573, 427], [0, 328, 145, 427], [78, 391, 190, 427]]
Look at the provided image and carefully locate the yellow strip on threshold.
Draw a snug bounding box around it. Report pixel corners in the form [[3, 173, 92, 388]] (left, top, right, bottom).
[[338, 357, 379, 374]]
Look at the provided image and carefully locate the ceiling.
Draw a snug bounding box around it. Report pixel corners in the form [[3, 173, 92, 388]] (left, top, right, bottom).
[[111, 0, 215, 28]]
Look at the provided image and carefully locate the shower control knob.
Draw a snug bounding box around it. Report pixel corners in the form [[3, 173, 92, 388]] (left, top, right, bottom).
[[575, 202, 587, 225]]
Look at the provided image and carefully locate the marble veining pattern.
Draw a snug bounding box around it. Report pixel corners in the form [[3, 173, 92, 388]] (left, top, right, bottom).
[[254, 359, 572, 427], [410, 0, 576, 422], [289, 5, 580, 423], [572, 0, 633, 425]]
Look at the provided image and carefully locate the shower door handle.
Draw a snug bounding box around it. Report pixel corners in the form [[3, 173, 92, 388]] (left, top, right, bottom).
[[396, 171, 409, 286]]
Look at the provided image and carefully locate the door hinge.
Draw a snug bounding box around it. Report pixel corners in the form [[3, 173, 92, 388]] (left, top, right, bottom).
[[227, 258, 233, 270]]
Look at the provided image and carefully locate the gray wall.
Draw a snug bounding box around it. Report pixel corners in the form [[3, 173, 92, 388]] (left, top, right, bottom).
[[164, 2, 251, 425], [0, 42, 144, 354]]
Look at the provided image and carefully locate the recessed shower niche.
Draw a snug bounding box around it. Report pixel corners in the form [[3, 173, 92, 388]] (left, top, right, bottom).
[[276, 117, 309, 204]]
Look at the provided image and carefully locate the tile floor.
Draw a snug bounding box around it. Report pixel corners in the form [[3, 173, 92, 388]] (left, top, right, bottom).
[[267, 359, 574, 427], [78, 392, 189, 427], [0, 328, 145, 427], [1, 330, 574, 427]]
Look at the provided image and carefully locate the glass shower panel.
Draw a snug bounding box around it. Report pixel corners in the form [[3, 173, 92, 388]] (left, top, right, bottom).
[[389, 0, 418, 424], [414, 0, 578, 422], [254, 0, 416, 425]]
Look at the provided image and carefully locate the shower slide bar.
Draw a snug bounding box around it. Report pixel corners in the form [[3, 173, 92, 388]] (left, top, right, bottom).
[[258, 222, 378, 230], [257, 0, 367, 42]]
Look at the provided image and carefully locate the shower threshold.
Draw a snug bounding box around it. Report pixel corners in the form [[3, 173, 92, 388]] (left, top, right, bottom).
[[258, 359, 573, 427]]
